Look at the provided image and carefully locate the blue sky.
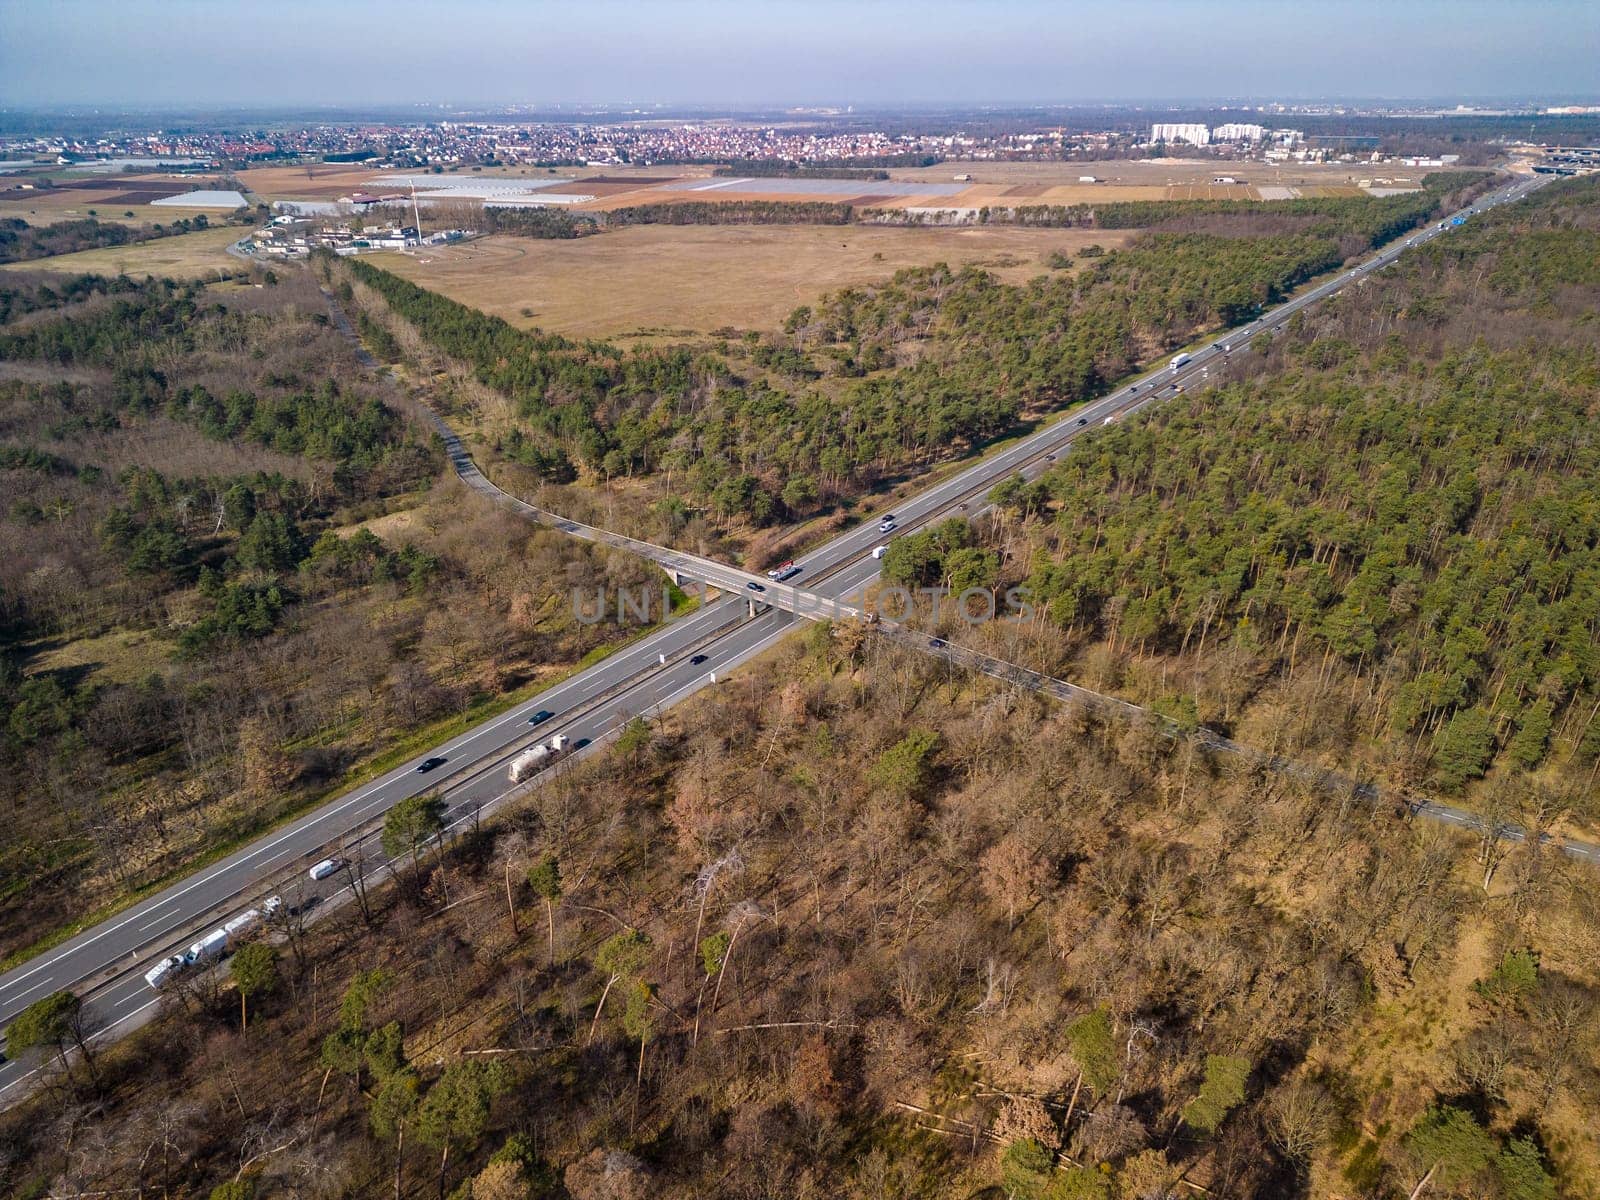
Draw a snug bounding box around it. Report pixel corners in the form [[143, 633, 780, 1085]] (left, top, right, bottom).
[[2, 0, 1595, 107]]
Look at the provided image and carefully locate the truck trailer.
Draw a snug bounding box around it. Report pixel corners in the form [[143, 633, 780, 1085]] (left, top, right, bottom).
[[509, 734, 572, 783]]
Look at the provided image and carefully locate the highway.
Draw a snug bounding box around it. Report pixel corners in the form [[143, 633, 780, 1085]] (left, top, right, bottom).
[[0, 172, 1550, 1101]]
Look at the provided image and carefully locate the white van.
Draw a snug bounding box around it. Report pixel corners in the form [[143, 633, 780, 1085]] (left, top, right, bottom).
[[143, 954, 187, 990], [872, 545, 889, 560], [308, 857, 343, 881], [186, 928, 229, 967]]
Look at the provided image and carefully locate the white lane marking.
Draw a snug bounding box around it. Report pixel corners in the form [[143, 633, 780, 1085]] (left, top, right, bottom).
[[0, 182, 1537, 1008], [6, 978, 54, 1005], [0, 994, 161, 1099], [0, 603, 736, 1000]]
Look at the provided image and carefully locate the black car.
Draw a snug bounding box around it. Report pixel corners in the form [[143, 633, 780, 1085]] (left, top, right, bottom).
[[1077, 417, 1088, 426], [574, 738, 592, 750], [746, 581, 766, 592], [417, 756, 447, 773], [690, 654, 709, 666], [1044, 453, 1057, 462], [528, 709, 555, 726]]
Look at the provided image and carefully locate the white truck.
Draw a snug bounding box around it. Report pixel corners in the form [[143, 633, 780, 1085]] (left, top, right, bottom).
[[1170, 352, 1192, 370], [143, 954, 188, 990], [509, 743, 550, 783], [145, 902, 274, 990], [224, 909, 262, 942], [509, 734, 571, 783], [185, 928, 230, 968]]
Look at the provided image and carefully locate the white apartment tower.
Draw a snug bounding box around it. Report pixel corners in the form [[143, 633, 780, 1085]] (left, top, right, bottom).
[[1150, 123, 1211, 146]]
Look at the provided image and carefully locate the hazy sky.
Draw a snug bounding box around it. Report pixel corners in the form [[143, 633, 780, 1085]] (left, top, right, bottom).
[[2, 0, 1595, 108]]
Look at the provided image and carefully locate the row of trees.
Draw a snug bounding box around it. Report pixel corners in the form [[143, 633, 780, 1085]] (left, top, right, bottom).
[[0, 270, 149, 324], [3, 622, 1589, 1197], [354, 182, 1468, 531], [984, 175, 1600, 791], [0, 270, 658, 954], [0, 213, 212, 265], [952, 171, 1492, 234]]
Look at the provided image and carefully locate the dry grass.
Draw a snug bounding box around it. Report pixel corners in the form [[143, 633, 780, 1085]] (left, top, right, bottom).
[[0, 225, 242, 278], [237, 162, 720, 206], [22, 625, 169, 687], [0, 172, 238, 229], [369, 223, 1132, 340], [889, 158, 1446, 188], [235, 163, 389, 200]]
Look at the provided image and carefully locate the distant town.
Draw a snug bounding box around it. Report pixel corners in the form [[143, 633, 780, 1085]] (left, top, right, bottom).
[[3, 102, 1598, 176]]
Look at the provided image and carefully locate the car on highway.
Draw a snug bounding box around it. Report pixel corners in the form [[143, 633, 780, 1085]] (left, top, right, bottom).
[[1077, 417, 1088, 426], [872, 544, 889, 559], [774, 564, 803, 582], [878, 520, 897, 533], [689, 654, 709, 665], [746, 582, 766, 593], [574, 738, 592, 750], [308, 857, 344, 881], [765, 560, 794, 579], [1130, 384, 1139, 392], [528, 710, 555, 726], [416, 756, 448, 773], [1044, 453, 1056, 462]]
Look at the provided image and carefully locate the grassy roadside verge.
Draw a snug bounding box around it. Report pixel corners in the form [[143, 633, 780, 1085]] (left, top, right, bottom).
[[1, 594, 702, 974]]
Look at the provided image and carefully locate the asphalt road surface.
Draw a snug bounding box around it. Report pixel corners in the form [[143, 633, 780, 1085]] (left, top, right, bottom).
[[0, 173, 1551, 1102]]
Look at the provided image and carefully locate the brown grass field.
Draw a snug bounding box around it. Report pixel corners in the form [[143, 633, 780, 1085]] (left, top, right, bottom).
[[230, 158, 1434, 218], [236, 162, 721, 206], [0, 194, 237, 228], [0, 225, 242, 278], [0, 172, 246, 228], [887, 157, 1444, 188], [370, 223, 1132, 340], [235, 163, 390, 200]]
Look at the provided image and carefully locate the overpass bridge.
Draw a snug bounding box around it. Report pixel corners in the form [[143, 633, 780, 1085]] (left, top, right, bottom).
[[3, 172, 1574, 1107]]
